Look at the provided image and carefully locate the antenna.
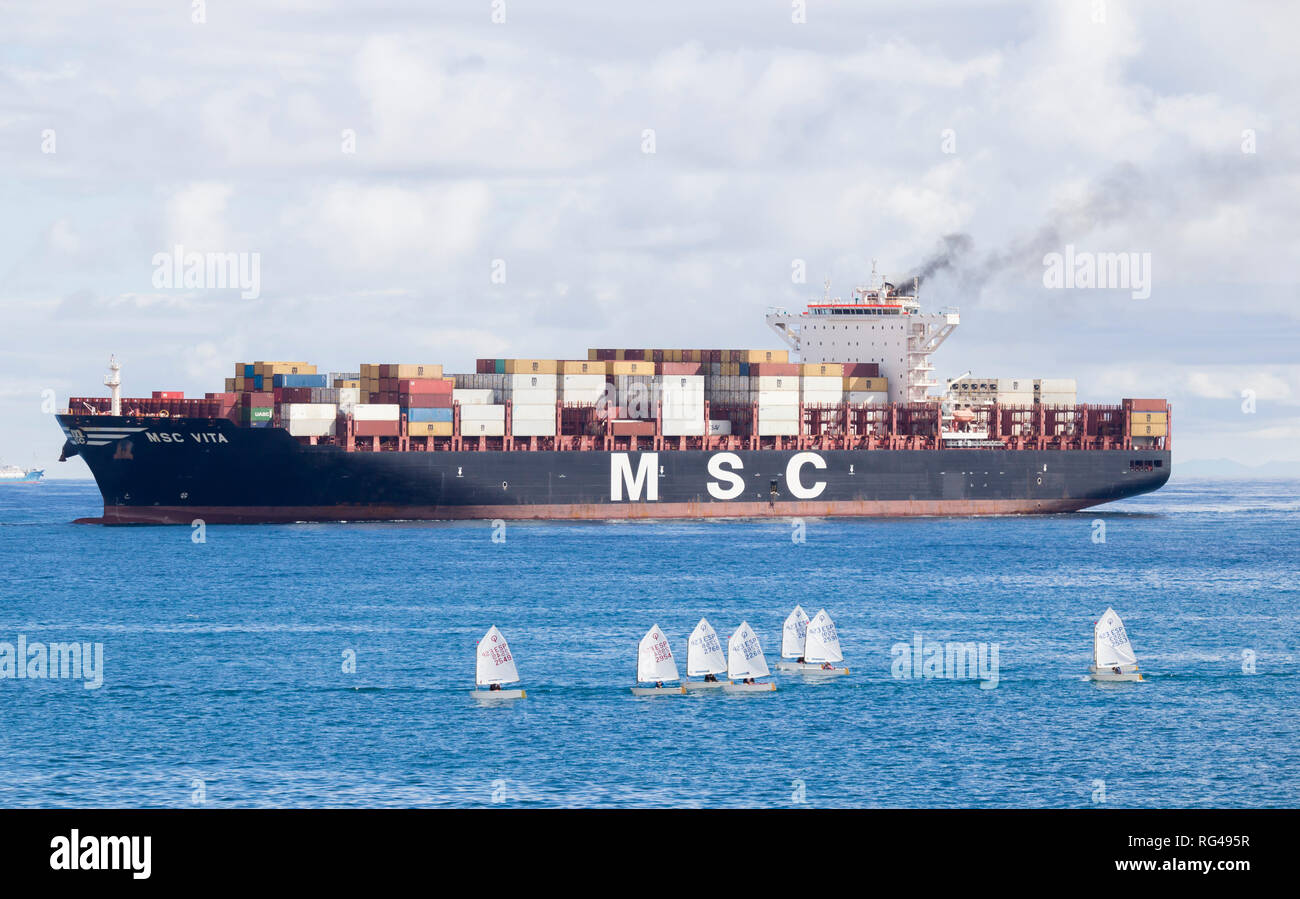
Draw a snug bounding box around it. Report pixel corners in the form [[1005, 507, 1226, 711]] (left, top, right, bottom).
[[822, 277, 831, 303], [104, 355, 122, 416]]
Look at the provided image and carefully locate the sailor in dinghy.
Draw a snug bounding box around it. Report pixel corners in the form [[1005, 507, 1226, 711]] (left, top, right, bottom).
[[798, 609, 850, 675], [1088, 608, 1144, 683], [631, 625, 687, 695], [471, 625, 527, 700], [683, 618, 731, 691], [774, 605, 810, 673], [723, 621, 776, 693]]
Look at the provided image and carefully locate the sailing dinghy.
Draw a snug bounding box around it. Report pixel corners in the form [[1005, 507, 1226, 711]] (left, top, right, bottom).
[[471, 625, 527, 699], [723, 621, 776, 693], [773, 605, 810, 672], [631, 624, 686, 695], [796, 609, 850, 675], [1088, 608, 1144, 682], [683, 618, 732, 690]]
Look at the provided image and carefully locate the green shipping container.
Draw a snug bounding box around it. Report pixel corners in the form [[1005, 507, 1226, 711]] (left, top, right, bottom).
[[242, 406, 273, 421], [494, 359, 506, 374]]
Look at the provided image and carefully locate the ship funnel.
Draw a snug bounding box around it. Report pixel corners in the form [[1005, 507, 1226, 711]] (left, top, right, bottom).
[[104, 355, 122, 416]]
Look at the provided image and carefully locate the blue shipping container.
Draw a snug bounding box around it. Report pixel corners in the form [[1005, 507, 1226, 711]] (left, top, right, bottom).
[[273, 374, 329, 388], [244, 364, 255, 377], [253, 374, 264, 390], [407, 407, 453, 423]]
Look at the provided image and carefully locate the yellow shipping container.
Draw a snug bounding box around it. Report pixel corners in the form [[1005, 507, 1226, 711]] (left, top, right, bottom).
[[609, 360, 654, 375], [334, 379, 360, 389], [803, 363, 844, 377], [1129, 411, 1168, 424], [745, 349, 790, 364], [587, 349, 599, 361], [844, 377, 888, 391], [504, 359, 557, 375], [1132, 422, 1167, 437], [224, 377, 237, 392], [409, 421, 454, 437], [392, 363, 443, 379], [561, 360, 607, 374]]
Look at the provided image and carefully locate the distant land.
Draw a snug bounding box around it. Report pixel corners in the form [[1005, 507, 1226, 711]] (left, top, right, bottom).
[[1173, 459, 1300, 479]]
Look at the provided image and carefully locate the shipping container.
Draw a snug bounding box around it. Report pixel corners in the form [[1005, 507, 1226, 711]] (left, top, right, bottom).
[[750, 362, 800, 377], [844, 376, 888, 392], [504, 359, 559, 375], [460, 404, 506, 421], [352, 403, 400, 421], [708, 420, 732, 435], [512, 418, 557, 437], [1123, 398, 1167, 412], [408, 421, 454, 437], [452, 388, 495, 406], [609, 360, 655, 376], [354, 420, 400, 437], [560, 360, 607, 375], [611, 420, 656, 437], [462, 420, 506, 437], [408, 407, 454, 423], [801, 363, 843, 378]]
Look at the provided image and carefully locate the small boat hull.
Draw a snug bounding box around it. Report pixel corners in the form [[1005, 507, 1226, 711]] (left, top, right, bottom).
[[630, 685, 687, 696], [782, 663, 849, 675], [683, 680, 731, 691], [471, 688, 527, 700], [1088, 666, 1143, 683], [723, 682, 777, 693]]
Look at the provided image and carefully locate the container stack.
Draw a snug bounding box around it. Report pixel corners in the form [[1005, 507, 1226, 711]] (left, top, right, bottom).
[[1035, 378, 1077, 406], [457, 387, 506, 437], [1124, 398, 1168, 439], [801, 362, 844, 406], [995, 378, 1035, 407], [753, 362, 800, 436], [400, 376, 454, 437], [661, 373, 705, 436], [505, 360, 558, 437], [352, 403, 400, 437], [560, 360, 609, 407], [283, 403, 337, 437]]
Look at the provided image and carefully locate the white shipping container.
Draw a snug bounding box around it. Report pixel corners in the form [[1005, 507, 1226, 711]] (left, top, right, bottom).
[[708, 420, 732, 435], [509, 388, 558, 406], [800, 376, 841, 393], [663, 418, 706, 436], [511, 403, 556, 422], [353, 403, 400, 421], [337, 388, 360, 409], [997, 378, 1033, 393], [512, 418, 557, 437], [847, 391, 889, 404], [1038, 392, 1077, 406], [996, 392, 1035, 406], [561, 374, 606, 391], [758, 420, 799, 436], [462, 420, 506, 437], [286, 418, 336, 437], [801, 391, 843, 405], [284, 403, 338, 420], [757, 390, 800, 406], [453, 388, 495, 405], [1037, 378, 1077, 392], [508, 373, 558, 391], [756, 375, 798, 391], [460, 404, 506, 421]]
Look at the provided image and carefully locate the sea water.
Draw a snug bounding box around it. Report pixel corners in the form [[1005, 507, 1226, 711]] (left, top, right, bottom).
[[0, 479, 1296, 807]]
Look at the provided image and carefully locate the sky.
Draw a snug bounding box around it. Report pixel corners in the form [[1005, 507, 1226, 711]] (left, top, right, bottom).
[[2, 0, 1297, 477]]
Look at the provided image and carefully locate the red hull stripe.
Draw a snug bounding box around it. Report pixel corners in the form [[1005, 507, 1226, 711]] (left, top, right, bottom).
[[86, 499, 1096, 524]]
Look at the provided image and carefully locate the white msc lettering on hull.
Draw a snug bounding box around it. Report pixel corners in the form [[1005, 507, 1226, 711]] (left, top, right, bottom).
[[611, 451, 828, 502], [706, 452, 745, 500], [144, 432, 229, 444], [786, 452, 828, 499], [610, 452, 659, 501]]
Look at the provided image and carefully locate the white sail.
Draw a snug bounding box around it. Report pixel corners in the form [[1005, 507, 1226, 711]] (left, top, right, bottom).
[[727, 621, 770, 680], [804, 608, 843, 663], [687, 618, 727, 676], [781, 605, 810, 659], [476, 625, 520, 686], [637, 624, 680, 683], [1094, 608, 1138, 668]]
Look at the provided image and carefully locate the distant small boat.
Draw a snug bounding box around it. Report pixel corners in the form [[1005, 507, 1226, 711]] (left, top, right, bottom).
[[1088, 608, 1143, 682], [630, 625, 686, 695], [0, 465, 44, 485], [471, 625, 527, 699], [773, 605, 810, 672], [723, 621, 776, 693], [684, 618, 731, 690]]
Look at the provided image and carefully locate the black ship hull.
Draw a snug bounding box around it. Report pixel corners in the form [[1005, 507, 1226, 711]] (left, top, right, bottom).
[[56, 415, 1171, 524]]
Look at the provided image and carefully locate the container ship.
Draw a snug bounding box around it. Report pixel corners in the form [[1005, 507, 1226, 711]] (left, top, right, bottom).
[[0, 465, 45, 485], [54, 274, 1171, 524]]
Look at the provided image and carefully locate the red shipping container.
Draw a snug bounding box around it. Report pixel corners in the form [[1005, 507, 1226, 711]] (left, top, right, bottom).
[[729, 350, 743, 363], [651, 350, 665, 363], [476, 359, 495, 374], [1123, 398, 1167, 411], [750, 362, 800, 376], [611, 420, 656, 437], [709, 350, 722, 363], [595, 349, 617, 361], [658, 362, 703, 375], [398, 378, 452, 395], [843, 362, 881, 378], [403, 394, 453, 409], [355, 420, 400, 437], [152, 390, 184, 399]]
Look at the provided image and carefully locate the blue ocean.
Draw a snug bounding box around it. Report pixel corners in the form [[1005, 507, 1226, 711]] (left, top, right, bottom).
[[1, 479, 1296, 808]]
